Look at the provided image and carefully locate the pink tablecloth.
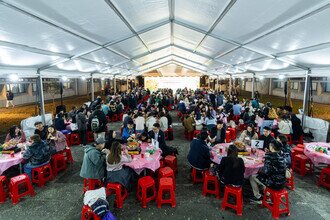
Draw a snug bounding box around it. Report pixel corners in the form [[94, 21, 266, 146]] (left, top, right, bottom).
[[211, 143, 265, 178], [124, 143, 162, 175], [304, 142, 330, 165], [0, 152, 24, 175]]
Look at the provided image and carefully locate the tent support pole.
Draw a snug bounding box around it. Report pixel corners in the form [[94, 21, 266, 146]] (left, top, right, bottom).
[[302, 70, 311, 128], [251, 73, 255, 99], [114, 76, 117, 94], [91, 73, 95, 101], [37, 70, 46, 125]]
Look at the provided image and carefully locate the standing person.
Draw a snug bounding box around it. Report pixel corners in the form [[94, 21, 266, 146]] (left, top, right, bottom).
[[46, 125, 67, 154], [216, 145, 245, 186], [80, 137, 107, 181], [105, 142, 133, 190], [90, 105, 108, 140], [249, 140, 286, 203], [187, 131, 212, 170], [233, 101, 242, 116], [5, 125, 26, 143], [6, 91, 14, 108], [76, 109, 87, 146], [34, 122, 48, 141], [22, 134, 51, 179]]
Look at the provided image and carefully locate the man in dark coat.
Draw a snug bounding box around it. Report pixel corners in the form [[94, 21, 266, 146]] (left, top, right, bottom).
[[34, 121, 48, 140], [187, 131, 212, 170], [210, 120, 226, 144], [148, 123, 178, 157], [259, 126, 275, 151], [89, 105, 108, 140]]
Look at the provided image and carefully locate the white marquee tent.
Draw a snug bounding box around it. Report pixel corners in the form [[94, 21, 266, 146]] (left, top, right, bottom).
[[0, 0, 330, 124]]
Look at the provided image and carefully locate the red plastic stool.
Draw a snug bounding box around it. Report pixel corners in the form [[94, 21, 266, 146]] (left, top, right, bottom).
[[286, 169, 294, 190], [168, 127, 174, 140], [0, 176, 8, 203], [137, 176, 156, 208], [157, 177, 176, 208], [9, 174, 35, 205], [284, 134, 293, 145], [164, 155, 178, 174], [65, 134, 71, 147], [193, 130, 201, 138], [318, 167, 330, 189], [227, 127, 237, 140], [291, 147, 304, 159], [187, 131, 194, 141], [87, 131, 94, 143], [70, 133, 81, 146], [262, 188, 290, 219], [202, 171, 220, 199], [51, 154, 67, 176], [292, 154, 313, 176], [158, 167, 176, 190], [191, 168, 204, 184], [81, 205, 101, 220], [32, 163, 54, 187], [221, 185, 243, 216], [225, 131, 231, 143], [296, 144, 304, 149], [293, 135, 304, 145], [112, 114, 118, 122], [63, 147, 74, 163], [83, 179, 103, 193], [106, 183, 128, 208]]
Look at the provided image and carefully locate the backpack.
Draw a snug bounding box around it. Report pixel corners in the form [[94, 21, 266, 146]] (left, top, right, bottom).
[[91, 116, 100, 132], [268, 108, 278, 120]]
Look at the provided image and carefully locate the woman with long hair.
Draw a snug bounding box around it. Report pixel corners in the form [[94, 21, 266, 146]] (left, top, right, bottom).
[[46, 125, 67, 154], [5, 125, 26, 143], [216, 145, 245, 186], [106, 142, 133, 189], [205, 109, 216, 131], [238, 124, 258, 145]]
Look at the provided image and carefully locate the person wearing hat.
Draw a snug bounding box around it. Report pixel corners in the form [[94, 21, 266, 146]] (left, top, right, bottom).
[[259, 126, 275, 151], [80, 137, 107, 180]]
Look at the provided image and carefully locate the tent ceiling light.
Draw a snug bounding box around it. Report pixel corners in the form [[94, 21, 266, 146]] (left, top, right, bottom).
[[9, 74, 19, 81], [279, 75, 285, 80], [62, 76, 68, 82], [81, 76, 86, 80]]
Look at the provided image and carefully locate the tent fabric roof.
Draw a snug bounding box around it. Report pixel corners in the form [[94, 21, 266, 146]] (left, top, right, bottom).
[[0, 0, 330, 78]]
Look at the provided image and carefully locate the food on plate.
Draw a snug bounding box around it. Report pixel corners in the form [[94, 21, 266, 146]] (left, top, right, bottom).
[[233, 141, 247, 152]]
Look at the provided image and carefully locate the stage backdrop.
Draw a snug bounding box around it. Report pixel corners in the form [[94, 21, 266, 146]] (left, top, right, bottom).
[[144, 77, 200, 92]]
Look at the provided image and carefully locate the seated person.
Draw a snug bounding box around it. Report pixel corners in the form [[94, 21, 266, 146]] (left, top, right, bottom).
[[238, 124, 258, 146], [121, 121, 136, 143], [22, 134, 51, 179], [80, 137, 107, 180], [277, 134, 292, 168], [210, 120, 226, 145], [106, 141, 133, 190], [138, 132, 149, 143], [105, 130, 123, 150], [259, 126, 275, 151], [148, 123, 178, 157], [5, 125, 26, 143], [46, 125, 67, 154], [249, 140, 286, 203], [54, 113, 66, 131], [34, 121, 48, 140], [187, 131, 211, 170], [216, 145, 245, 186], [183, 111, 195, 134]]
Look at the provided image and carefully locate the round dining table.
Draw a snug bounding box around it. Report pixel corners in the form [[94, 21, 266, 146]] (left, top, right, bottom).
[[123, 142, 162, 175], [304, 142, 330, 165], [211, 143, 265, 179], [0, 152, 24, 175]]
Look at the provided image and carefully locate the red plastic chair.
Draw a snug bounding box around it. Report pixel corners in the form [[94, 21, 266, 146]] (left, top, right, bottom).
[[32, 163, 54, 187], [136, 176, 156, 208], [87, 131, 94, 143], [9, 174, 35, 205], [51, 154, 67, 176], [227, 127, 237, 140], [286, 169, 294, 190], [292, 154, 314, 177], [292, 135, 304, 145], [221, 185, 243, 216], [202, 171, 220, 199], [158, 167, 176, 190], [291, 147, 304, 159], [225, 131, 231, 143], [81, 205, 101, 220], [193, 130, 201, 138], [262, 188, 290, 219], [119, 113, 124, 121], [164, 155, 178, 174], [0, 176, 8, 203], [83, 179, 103, 193], [106, 182, 128, 209], [64, 134, 71, 147], [70, 133, 81, 146], [284, 134, 293, 145], [157, 177, 176, 208], [191, 168, 204, 184], [318, 167, 330, 189]]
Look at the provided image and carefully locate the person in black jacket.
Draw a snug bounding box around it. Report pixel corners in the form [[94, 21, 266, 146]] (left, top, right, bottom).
[[105, 130, 123, 150], [89, 105, 108, 140], [216, 145, 245, 186], [54, 113, 66, 131], [259, 126, 274, 151], [210, 120, 226, 145], [291, 114, 303, 141], [187, 131, 211, 170], [34, 121, 48, 140], [148, 123, 178, 157], [249, 140, 287, 203]]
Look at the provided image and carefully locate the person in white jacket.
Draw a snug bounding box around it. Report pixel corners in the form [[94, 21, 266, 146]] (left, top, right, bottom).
[[278, 115, 292, 135], [134, 112, 145, 133], [159, 112, 168, 132], [146, 112, 157, 132]]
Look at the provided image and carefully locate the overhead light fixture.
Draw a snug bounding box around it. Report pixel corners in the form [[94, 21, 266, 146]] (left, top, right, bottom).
[[62, 76, 68, 82], [279, 75, 285, 80], [81, 76, 86, 80], [9, 74, 19, 81], [241, 77, 245, 80], [101, 77, 105, 81], [259, 76, 265, 80]]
